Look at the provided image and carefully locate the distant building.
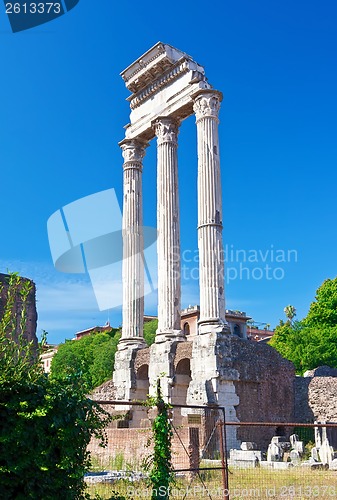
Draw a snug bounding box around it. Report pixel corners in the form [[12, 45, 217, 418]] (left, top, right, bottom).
[[246, 326, 274, 342], [75, 321, 112, 340], [40, 344, 58, 373], [180, 305, 251, 339]]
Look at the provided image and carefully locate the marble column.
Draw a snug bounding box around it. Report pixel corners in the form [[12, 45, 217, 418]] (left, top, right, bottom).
[[119, 138, 148, 348], [193, 91, 228, 333], [153, 117, 183, 341]]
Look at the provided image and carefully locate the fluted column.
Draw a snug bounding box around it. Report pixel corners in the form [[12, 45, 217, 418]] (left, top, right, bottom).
[[119, 138, 148, 348], [194, 91, 228, 332], [154, 117, 183, 341]]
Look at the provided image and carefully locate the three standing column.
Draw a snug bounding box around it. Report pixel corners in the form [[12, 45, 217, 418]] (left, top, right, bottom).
[[194, 91, 228, 332], [119, 138, 148, 348], [154, 117, 183, 341]]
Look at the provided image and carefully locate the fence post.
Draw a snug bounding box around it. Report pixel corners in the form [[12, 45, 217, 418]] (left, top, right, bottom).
[[218, 408, 229, 500]]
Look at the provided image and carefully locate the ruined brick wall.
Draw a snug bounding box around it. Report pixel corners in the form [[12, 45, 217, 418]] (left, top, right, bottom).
[[294, 376, 313, 422], [0, 273, 38, 347], [294, 367, 337, 422], [174, 341, 192, 369], [91, 379, 116, 401], [134, 347, 150, 372], [229, 337, 295, 449], [87, 426, 198, 471]]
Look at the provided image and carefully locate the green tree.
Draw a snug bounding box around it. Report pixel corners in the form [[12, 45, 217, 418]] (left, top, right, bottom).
[[305, 278, 337, 328], [270, 277, 337, 374], [284, 304, 296, 324], [51, 330, 121, 390], [143, 319, 157, 347], [0, 273, 112, 499]]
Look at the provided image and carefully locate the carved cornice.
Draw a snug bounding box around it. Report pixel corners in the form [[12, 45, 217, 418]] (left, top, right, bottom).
[[129, 59, 191, 110], [126, 44, 166, 83], [153, 118, 179, 145], [193, 92, 221, 121], [120, 139, 148, 166]]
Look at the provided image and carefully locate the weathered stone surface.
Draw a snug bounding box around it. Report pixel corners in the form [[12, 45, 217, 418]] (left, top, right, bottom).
[[194, 91, 228, 332], [149, 340, 180, 399], [318, 439, 334, 465], [230, 449, 262, 461], [154, 117, 183, 341], [113, 346, 145, 401], [174, 341, 192, 368], [267, 442, 282, 462], [329, 458, 337, 470], [121, 42, 212, 141], [295, 368, 337, 423], [241, 442, 257, 451], [290, 450, 301, 464], [311, 447, 319, 462], [260, 461, 294, 470], [304, 366, 337, 378], [119, 139, 148, 348], [91, 379, 116, 401], [134, 347, 150, 372]]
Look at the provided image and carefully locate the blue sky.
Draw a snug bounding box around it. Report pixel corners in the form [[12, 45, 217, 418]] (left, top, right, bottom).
[[1, 0, 336, 344]]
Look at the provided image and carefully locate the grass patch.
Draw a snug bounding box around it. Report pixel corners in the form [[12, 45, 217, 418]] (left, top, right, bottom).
[[86, 467, 337, 499]]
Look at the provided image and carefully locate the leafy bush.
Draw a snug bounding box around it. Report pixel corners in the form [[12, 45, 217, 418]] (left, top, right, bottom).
[[0, 273, 112, 499]]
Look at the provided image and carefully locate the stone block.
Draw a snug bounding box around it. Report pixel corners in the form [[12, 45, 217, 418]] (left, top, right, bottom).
[[271, 436, 286, 444], [230, 449, 262, 462], [290, 450, 301, 465], [260, 461, 294, 470], [329, 459, 337, 470], [241, 442, 257, 451]]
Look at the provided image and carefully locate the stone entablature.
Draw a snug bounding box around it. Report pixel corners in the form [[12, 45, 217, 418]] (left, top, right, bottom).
[[121, 42, 211, 140]]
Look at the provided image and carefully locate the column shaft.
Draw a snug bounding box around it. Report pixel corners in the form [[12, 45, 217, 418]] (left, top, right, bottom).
[[120, 139, 147, 347], [154, 118, 183, 340], [194, 91, 227, 330]]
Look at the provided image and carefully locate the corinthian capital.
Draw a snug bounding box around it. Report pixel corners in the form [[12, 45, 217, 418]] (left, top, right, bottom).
[[120, 139, 148, 164], [193, 92, 222, 121], [153, 117, 179, 145]]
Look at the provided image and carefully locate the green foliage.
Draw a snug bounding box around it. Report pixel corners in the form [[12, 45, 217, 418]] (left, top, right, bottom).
[[143, 380, 174, 500], [0, 273, 40, 384], [143, 319, 157, 347], [270, 277, 337, 374], [305, 278, 337, 328], [51, 330, 121, 390], [0, 273, 112, 499], [283, 304, 296, 323]]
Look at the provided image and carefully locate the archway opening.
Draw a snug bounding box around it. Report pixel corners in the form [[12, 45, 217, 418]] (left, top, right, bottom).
[[172, 358, 191, 408]]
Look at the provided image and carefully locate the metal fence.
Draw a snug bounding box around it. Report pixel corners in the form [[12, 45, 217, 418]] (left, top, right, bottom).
[[85, 402, 337, 499]]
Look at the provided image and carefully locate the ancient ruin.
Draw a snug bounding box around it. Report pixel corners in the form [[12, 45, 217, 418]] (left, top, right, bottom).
[[106, 43, 295, 451]]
